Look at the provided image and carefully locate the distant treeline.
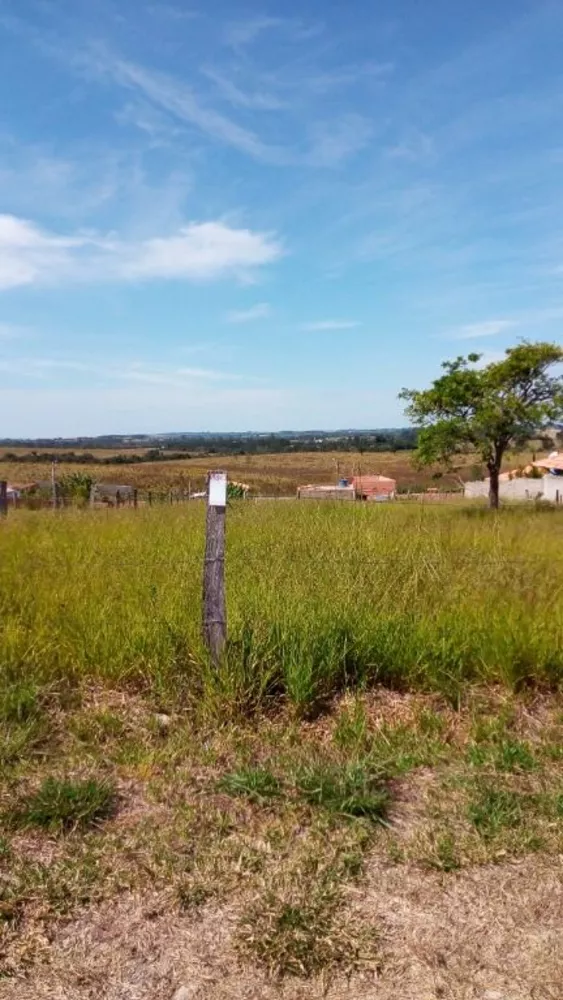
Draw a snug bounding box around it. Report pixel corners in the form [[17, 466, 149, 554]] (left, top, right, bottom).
[[198, 431, 418, 454], [0, 450, 192, 466], [0, 429, 418, 457]]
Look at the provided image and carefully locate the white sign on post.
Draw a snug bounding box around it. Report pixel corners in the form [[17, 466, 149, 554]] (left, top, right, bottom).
[[208, 471, 227, 508]]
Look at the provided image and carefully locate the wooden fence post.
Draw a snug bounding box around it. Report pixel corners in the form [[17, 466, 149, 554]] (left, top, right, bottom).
[[51, 461, 58, 509], [0, 481, 7, 517], [133, 489, 138, 509], [89, 483, 97, 508], [202, 471, 227, 666]]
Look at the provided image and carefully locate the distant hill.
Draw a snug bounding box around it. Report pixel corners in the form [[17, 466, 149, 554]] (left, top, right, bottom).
[[0, 429, 418, 456]]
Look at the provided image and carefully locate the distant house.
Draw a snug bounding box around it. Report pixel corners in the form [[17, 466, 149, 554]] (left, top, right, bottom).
[[95, 484, 135, 499], [297, 474, 397, 501], [532, 453, 563, 476], [464, 452, 563, 502], [91, 484, 135, 506], [297, 484, 355, 501], [6, 482, 39, 499], [352, 475, 396, 500]]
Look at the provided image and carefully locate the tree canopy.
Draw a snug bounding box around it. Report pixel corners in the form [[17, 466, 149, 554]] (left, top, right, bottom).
[[400, 341, 563, 508]]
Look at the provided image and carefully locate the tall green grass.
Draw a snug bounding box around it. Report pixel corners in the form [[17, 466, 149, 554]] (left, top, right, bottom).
[[1, 502, 562, 712]]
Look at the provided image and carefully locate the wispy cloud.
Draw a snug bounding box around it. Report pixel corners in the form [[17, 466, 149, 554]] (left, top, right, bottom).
[[450, 319, 518, 339], [0, 214, 283, 290], [0, 384, 290, 437], [0, 137, 120, 222], [226, 303, 271, 324], [145, 4, 199, 20], [6, 25, 377, 170], [0, 322, 28, 339], [307, 114, 373, 167], [114, 101, 181, 142], [109, 55, 372, 166], [301, 319, 361, 332], [95, 51, 291, 164], [386, 129, 435, 161], [304, 61, 394, 95], [0, 356, 242, 386], [223, 15, 324, 49], [223, 16, 322, 49], [224, 16, 286, 48], [201, 67, 287, 111]]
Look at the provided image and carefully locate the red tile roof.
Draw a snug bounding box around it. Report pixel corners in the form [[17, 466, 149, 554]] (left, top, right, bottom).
[[7, 482, 39, 492], [533, 454, 563, 471], [352, 475, 396, 496]]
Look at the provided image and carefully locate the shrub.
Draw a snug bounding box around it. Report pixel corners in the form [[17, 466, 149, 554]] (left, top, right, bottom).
[[6, 778, 116, 833]]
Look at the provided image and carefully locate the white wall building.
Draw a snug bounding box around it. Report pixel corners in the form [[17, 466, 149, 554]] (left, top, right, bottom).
[[464, 474, 563, 502]]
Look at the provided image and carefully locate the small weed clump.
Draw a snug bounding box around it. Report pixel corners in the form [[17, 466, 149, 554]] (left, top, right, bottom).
[[236, 839, 377, 979], [467, 786, 533, 839], [295, 761, 388, 821], [218, 767, 281, 804], [219, 759, 389, 822], [467, 738, 538, 772], [6, 778, 116, 834], [0, 680, 42, 725]]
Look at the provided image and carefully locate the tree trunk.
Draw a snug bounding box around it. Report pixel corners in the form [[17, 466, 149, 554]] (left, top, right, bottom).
[[488, 465, 500, 509]]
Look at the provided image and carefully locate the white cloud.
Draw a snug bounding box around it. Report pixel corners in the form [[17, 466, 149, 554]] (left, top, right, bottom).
[[451, 319, 517, 339], [301, 319, 361, 331], [0, 214, 283, 289], [226, 303, 271, 324], [122, 222, 282, 281], [0, 215, 89, 290], [471, 350, 508, 367]]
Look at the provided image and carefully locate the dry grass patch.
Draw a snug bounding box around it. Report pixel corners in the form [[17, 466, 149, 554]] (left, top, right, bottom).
[[235, 824, 378, 980], [1, 858, 561, 999], [0, 684, 561, 987]]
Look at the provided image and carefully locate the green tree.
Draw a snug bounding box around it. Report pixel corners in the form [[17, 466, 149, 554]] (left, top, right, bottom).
[[400, 342, 563, 509], [58, 472, 96, 505]]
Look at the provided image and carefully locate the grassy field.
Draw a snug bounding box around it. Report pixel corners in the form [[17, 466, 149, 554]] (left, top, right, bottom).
[[0, 501, 562, 996], [2, 500, 562, 702], [0, 445, 541, 495]]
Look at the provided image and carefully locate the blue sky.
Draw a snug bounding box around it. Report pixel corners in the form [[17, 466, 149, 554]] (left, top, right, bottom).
[[1, 0, 563, 435]]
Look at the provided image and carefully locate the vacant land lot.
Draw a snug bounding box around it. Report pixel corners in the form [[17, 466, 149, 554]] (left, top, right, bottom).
[[0, 502, 561, 998], [0, 446, 540, 494]]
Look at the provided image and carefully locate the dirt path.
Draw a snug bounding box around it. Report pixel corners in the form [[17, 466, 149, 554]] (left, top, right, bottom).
[[1, 855, 560, 1000]]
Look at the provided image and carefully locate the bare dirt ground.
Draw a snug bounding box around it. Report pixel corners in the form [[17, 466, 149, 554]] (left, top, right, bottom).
[[1, 855, 560, 1000]]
